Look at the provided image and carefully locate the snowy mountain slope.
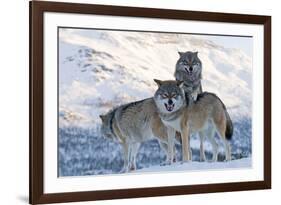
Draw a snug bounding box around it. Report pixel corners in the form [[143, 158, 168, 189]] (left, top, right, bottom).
[[59, 28, 252, 128]]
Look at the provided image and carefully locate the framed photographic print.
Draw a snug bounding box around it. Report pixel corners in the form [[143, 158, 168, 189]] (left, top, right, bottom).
[[29, 0, 271, 204]]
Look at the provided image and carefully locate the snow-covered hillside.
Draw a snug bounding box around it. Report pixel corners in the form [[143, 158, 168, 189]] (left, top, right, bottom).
[[59, 28, 252, 128], [58, 28, 253, 176]]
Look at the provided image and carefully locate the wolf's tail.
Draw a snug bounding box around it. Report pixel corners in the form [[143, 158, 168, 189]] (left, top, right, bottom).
[[225, 109, 233, 140]]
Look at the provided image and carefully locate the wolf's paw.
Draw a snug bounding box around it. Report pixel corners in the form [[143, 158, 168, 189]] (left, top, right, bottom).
[[119, 167, 129, 173], [130, 165, 136, 171], [160, 161, 171, 166], [183, 155, 192, 162], [209, 157, 218, 163], [224, 155, 232, 162], [180, 159, 191, 165], [183, 159, 192, 163], [199, 158, 205, 162]]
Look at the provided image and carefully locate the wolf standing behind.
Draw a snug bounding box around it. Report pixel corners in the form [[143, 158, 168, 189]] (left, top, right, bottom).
[[100, 98, 177, 173], [174, 51, 203, 100], [175, 51, 233, 155], [153, 80, 233, 162]]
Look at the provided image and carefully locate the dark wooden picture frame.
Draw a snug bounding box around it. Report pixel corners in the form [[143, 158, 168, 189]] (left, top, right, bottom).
[[30, 1, 271, 204]]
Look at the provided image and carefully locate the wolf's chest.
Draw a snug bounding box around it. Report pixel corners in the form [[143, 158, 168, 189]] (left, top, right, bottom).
[[162, 117, 182, 132]]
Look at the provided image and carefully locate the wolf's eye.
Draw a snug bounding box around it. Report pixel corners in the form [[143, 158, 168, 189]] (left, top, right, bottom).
[[180, 60, 188, 65], [171, 93, 177, 98], [161, 94, 168, 98]]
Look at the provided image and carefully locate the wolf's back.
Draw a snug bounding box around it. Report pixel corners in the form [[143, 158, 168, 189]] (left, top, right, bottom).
[[115, 98, 156, 132]]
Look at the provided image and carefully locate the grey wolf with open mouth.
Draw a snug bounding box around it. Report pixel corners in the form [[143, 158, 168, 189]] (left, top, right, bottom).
[[175, 51, 203, 101], [100, 98, 180, 172]]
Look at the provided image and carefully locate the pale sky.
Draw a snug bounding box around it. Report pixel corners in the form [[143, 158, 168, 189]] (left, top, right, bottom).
[[202, 35, 253, 57]]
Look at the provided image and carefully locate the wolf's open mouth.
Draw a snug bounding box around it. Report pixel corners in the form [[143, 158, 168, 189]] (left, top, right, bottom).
[[164, 103, 175, 112], [185, 68, 193, 76]]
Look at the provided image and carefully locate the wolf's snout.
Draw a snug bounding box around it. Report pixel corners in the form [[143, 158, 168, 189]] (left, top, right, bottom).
[[189, 66, 193, 72], [168, 99, 173, 105]]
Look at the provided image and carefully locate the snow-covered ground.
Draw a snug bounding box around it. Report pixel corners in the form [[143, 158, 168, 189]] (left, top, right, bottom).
[[58, 28, 253, 177], [134, 157, 251, 174]]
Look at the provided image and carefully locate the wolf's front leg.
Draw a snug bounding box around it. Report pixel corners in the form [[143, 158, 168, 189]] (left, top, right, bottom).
[[167, 127, 176, 165], [159, 141, 176, 166], [181, 125, 192, 162]]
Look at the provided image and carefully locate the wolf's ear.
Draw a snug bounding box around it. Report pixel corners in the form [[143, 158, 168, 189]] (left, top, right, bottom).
[[178, 51, 184, 57], [154, 79, 163, 87], [176, 80, 184, 88], [99, 115, 105, 122], [194, 51, 199, 56]]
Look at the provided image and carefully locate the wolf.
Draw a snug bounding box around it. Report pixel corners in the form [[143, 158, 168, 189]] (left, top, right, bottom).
[[99, 98, 178, 173], [174, 51, 233, 158], [153, 79, 233, 162], [174, 51, 203, 100]]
